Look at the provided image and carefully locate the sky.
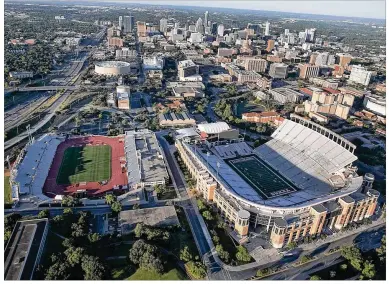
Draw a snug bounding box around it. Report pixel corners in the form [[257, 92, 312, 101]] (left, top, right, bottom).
[[117, 0, 386, 19]]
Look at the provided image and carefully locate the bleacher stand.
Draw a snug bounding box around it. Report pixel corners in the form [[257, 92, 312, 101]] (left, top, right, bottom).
[[12, 134, 64, 204], [214, 142, 253, 159], [254, 119, 358, 192]]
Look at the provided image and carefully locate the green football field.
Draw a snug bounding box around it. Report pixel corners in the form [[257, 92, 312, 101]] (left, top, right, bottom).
[[56, 145, 111, 185], [225, 155, 298, 199]]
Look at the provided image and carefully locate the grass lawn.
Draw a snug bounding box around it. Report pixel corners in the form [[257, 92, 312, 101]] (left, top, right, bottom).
[[56, 145, 111, 184], [236, 100, 266, 117], [4, 176, 12, 204], [127, 268, 187, 280]]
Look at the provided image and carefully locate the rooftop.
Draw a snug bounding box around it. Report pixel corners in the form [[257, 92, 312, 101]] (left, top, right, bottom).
[[119, 206, 179, 235], [95, 61, 132, 68], [4, 219, 49, 280]]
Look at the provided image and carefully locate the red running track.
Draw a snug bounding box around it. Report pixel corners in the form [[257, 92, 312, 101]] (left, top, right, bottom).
[[43, 135, 128, 197]]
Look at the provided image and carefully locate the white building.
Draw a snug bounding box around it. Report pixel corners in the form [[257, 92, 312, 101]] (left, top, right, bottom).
[[363, 94, 386, 116], [143, 55, 165, 70], [160, 18, 168, 33], [269, 63, 288, 79], [178, 60, 202, 82], [189, 32, 203, 44], [349, 65, 372, 86], [217, 24, 225, 37], [9, 71, 33, 79], [265, 21, 270, 36]]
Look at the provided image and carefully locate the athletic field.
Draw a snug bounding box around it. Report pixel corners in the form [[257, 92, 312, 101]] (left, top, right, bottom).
[[56, 145, 111, 185], [225, 155, 298, 199]]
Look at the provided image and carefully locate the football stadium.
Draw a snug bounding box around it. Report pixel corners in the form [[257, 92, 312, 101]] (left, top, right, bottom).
[[176, 115, 380, 248], [9, 130, 168, 207]]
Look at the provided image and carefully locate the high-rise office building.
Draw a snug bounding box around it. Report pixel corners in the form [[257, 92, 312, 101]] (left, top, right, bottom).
[[160, 18, 168, 33], [284, 29, 289, 35], [349, 65, 372, 86], [299, 64, 320, 79], [217, 24, 224, 37], [119, 16, 123, 30], [123, 16, 134, 34], [266, 39, 275, 52], [204, 11, 209, 27], [211, 22, 218, 35], [337, 53, 352, 68], [239, 56, 267, 72], [269, 63, 288, 79], [195, 17, 204, 34], [305, 28, 316, 42], [265, 21, 270, 36], [137, 21, 147, 37]]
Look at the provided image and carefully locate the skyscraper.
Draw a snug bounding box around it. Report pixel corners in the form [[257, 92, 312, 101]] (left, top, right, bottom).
[[211, 22, 218, 35], [119, 16, 123, 30], [265, 21, 270, 36], [195, 17, 204, 34], [122, 16, 135, 34], [204, 11, 209, 27], [217, 24, 224, 37], [160, 18, 168, 33]]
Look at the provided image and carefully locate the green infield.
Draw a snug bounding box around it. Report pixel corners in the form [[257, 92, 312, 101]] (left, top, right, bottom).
[[225, 155, 298, 199], [56, 145, 111, 185]]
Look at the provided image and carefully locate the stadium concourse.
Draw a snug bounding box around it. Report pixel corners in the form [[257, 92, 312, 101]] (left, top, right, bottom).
[[43, 136, 128, 197]]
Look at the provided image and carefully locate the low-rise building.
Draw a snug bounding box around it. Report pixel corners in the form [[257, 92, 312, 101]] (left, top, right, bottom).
[[178, 60, 202, 81], [172, 86, 205, 98], [309, 77, 340, 89], [269, 87, 305, 104], [299, 63, 320, 79], [159, 111, 196, 127], [116, 85, 130, 110], [308, 112, 329, 123], [9, 71, 33, 79], [4, 219, 49, 280], [242, 111, 283, 125], [108, 37, 124, 47]]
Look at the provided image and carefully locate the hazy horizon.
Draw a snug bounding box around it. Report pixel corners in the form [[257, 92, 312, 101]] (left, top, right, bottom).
[[7, 0, 386, 20]]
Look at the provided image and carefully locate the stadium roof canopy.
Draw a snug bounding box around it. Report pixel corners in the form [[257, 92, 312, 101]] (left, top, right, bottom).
[[197, 122, 230, 134]]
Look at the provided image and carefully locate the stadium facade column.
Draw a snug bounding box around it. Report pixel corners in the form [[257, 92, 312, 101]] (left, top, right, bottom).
[[309, 206, 328, 236], [270, 219, 287, 248], [266, 215, 272, 232], [334, 197, 355, 230], [234, 209, 250, 238]]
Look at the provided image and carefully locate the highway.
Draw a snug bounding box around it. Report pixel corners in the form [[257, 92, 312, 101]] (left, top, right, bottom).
[[4, 90, 72, 150]]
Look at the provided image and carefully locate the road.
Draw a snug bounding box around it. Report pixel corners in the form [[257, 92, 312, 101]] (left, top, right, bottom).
[[4, 90, 72, 150]]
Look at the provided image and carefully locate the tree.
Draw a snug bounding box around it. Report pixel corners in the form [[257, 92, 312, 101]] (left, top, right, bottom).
[[110, 201, 122, 213], [64, 246, 85, 266], [186, 261, 207, 279], [361, 260, 376, 279], [216, 244, 229, 263], [341, 246, 363, 271], [222, 104, 233, 120], [38, 209, 50, 219], [286, 241, 298, 250], [340, 264, 348, 270], [81, 255, 106, 280], [105, 194, 116, 205], [133, 203, 140, 210], [256, 268, 270, 278], [212, 235, 220, 244], [310, 275, 321, 280], [88, 233, 101, 243], [197, 199, 206, 211], [129, 240, 164, 273], [180, 246, 193, 262], [62, 196, 79, 207], [376, 235, 386, 263], [134, 223, 144, 238], [71, 222, 88, 238], [202, 210, 213, 221], [45, 261, 71, 280], [236, 245, 251, 263]]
